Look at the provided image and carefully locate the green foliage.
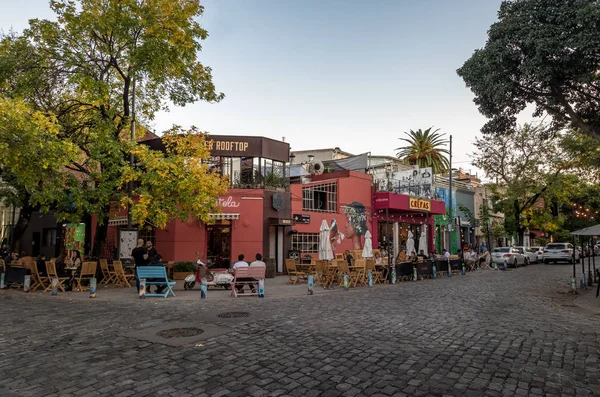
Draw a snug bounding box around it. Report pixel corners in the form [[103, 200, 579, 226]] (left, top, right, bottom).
[[0, 0, 225, 247], [174, 261, 195, 272], [395, 127, 450, 174], [457, 203, 477, 226], [457, 0, 600, 141], [472, 124, 570, 244], [492, 223, 506, 239]]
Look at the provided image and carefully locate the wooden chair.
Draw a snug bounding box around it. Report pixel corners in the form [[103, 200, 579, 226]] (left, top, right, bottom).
[[285, 259, 302, 284], [28, 259, 49, 292], [74, 261, 98, 291], [112, 260, 135, 288], [335, 253, 343, 260], [44, 261, 69, 292], [99, 259, 116, 284], [351, 259, 367, 287]]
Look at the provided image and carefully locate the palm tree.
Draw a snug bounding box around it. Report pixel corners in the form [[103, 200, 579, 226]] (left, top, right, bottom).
[[395, 127, 450, 174]]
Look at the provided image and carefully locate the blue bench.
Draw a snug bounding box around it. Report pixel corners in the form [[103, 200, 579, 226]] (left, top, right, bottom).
[[136, 266, 176, 298]]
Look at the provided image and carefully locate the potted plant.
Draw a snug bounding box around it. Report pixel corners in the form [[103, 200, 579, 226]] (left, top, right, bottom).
[[173, 261, 195, 280]]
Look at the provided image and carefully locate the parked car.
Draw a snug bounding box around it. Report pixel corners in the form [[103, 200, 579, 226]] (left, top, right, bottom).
[[514, 246, 537, 264], [531, 246, 544, 262], [543, 243, 579, 264], [491, 247, 527, 268]]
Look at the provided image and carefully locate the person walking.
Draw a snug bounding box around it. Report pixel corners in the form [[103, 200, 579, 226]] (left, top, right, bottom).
[[131, 239, 148, 292]]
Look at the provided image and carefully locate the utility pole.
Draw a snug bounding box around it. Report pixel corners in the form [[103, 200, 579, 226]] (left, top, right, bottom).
[[127, 77, 136, 229], [448, 135, 453, 254]]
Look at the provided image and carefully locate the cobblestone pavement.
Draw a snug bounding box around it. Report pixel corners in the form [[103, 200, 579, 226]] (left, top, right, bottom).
[[1, 264, 600, 397]]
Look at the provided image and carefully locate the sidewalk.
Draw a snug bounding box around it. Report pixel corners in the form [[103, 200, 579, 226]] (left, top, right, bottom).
[[573, 284, 600, 314], [0, 275, 349, 302]]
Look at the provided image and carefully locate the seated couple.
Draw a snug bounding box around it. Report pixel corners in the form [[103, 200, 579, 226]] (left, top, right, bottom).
[[232, 253, 266, 294]]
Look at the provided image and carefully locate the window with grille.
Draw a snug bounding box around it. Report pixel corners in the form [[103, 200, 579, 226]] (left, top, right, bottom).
[[302, 182, 337, 213], [291, 233, 320, 253]]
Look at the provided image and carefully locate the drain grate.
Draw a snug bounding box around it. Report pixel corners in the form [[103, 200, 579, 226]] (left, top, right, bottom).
[[156, 327, 204, 339], [218, 312, 250, 319]]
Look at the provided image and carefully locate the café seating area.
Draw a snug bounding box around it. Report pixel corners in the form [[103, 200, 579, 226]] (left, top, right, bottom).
[[284, 250, 464, 289]]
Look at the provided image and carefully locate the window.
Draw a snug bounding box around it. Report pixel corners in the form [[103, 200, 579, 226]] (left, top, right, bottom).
[[291, 233, 320, 253], [302, 182, 337, 213], [42, 228, 57, 247], [138, 228, 156, 247]]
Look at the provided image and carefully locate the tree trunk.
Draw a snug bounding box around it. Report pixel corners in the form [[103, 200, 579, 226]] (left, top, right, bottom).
[[11, 203, 34, 254], [92, 209, 110, 259], [514, 200, 523, 246]]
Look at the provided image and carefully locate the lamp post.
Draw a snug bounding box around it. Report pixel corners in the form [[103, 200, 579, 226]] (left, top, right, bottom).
[[448, 135, 453, 254]]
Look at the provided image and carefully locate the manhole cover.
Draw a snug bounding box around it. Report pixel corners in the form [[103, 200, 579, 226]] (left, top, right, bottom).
[[218, 312, 250, 318], [156, 327, 204, 339]]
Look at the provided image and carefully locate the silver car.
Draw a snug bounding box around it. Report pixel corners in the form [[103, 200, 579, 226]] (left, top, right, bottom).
[[491, 247, 527, 268], [542, 243, 579, 264], [514, 246, 537, 264]]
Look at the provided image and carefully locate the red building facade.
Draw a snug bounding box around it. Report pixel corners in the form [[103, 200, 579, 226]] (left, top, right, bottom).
[[106, 135, 292, 270]]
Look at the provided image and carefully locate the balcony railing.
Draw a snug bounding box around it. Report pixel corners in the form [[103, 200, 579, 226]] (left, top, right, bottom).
[[229, 170, 290, 192]]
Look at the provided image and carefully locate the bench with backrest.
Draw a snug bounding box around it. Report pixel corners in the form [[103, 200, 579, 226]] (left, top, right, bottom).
[[136, 266, 176, 298], [231, 266, 265, 297]]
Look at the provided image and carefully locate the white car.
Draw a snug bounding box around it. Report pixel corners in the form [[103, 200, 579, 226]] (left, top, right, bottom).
[[530, 246, 544, 262], [543, 243, 579, 264], [513, 246, 537, 264], [491, 247, 527, 268]]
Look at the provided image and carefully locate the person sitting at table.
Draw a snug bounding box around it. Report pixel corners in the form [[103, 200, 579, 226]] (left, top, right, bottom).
[[4, 252, 18, 266], [442, 248, 450, 260], [409, 251, 418, 262], [374, 251, 383, 266], [55, 252, 67, 274], [395, 251, 407, 264], [69, 250, 82, 269], [36, 254, 47, 276], [344, 250, 354, 266], [417, 250, 429, 260]]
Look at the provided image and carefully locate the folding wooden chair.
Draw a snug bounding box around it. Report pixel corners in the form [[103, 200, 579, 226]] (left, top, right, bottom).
[[74, 261, 98, 291], [44, 261, 69, 292], [112, 260, 135, 288], [99, 259, 116, 284], [285, 259, 302, 284], [28, 259, 49, 292], [351, 259, 367, 287]]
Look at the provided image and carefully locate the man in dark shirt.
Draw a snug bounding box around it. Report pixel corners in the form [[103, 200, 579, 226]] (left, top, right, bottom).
[[131, 239, 148, 292]]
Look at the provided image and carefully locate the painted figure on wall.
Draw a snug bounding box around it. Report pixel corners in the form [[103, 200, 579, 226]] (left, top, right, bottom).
[[329, 219, 344, 254], [343, 202, 369, 250]]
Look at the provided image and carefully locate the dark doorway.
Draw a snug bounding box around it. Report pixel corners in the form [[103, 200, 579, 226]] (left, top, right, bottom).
[[206, 220, 232, 268], [32, 232, 41, 256]]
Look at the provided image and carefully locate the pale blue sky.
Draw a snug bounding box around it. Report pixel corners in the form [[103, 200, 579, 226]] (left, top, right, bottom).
[[1, 0, 506, 173]]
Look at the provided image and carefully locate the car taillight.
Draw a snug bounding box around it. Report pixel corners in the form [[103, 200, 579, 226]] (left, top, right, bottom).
[[503, 254, 512, 258], [544, 250, 548, 253], [561, 250, 570, 253]]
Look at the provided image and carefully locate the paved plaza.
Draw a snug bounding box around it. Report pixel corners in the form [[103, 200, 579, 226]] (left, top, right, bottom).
[[1, 264, 600, 397]]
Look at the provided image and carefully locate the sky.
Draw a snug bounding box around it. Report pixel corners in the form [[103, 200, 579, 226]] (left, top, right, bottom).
[[0, 0, 507, 176]]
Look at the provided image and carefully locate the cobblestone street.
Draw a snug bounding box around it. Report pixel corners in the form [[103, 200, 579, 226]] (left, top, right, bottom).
[[2, 264, 600, 397]]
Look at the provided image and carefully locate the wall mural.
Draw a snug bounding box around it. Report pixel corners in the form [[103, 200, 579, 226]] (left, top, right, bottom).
[[343, 202, 369, 250]]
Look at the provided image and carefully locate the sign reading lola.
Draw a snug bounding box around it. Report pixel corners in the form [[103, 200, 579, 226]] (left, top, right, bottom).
[[409, 198, 431, 211]]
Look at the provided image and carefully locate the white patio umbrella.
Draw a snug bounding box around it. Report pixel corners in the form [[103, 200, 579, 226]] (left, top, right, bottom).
[[319, 219, 334, 260], [362, 230, 373, 258]]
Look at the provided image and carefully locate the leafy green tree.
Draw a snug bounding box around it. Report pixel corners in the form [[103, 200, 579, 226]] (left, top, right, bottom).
[[395, 127, 450, 174], [457, 0, 600, 141], [0, 0, 226, 255], [472, 124, 571, 245]]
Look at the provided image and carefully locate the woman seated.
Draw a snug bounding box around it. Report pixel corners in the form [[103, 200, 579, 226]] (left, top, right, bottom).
[[395, 251, 407, 264], [409, 251, 418, 262], [374, 252, 383, 266], [344, 250, 354, 266]]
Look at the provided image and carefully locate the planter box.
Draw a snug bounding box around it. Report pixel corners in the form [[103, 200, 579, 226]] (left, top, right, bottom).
[[172, 272, 190, 280]]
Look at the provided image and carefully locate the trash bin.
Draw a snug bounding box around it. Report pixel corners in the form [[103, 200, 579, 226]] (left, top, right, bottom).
[[265, 258, 276, 278]]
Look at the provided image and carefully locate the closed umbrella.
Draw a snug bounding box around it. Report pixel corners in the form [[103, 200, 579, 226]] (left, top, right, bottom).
[[319, 219, 334, 260], [362, 230, 373, 258]]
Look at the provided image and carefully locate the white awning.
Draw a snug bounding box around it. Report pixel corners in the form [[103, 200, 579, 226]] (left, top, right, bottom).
[[208, 213, 240, 220], [108, 216, 129, 226]]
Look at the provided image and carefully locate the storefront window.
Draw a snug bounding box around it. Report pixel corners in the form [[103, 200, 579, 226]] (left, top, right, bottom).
[[302, 182, 337, 213], [291, 232, 319, 253]]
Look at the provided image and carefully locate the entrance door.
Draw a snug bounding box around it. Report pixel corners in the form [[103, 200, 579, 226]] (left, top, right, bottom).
[[32, 232, 41, 257], [206, 220, 232, 267]]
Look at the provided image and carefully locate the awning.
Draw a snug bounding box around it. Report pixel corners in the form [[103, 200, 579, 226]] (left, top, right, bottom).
[[108, 216, 129, 226], [571, 224, 600, 236], [208, 213, 240, 220]]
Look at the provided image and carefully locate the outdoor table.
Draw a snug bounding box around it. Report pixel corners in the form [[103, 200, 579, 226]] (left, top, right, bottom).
[[2, 267, 26, 287], [296, 263, 316, 280]]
